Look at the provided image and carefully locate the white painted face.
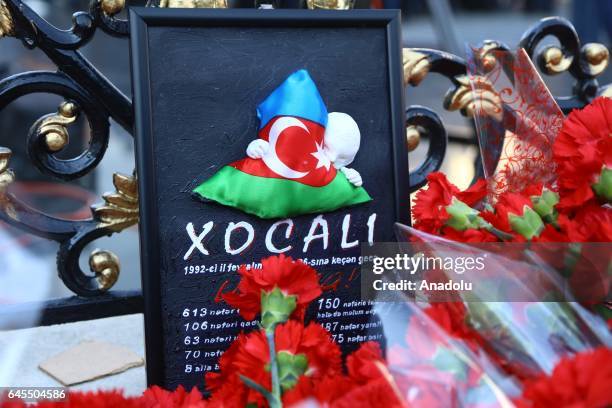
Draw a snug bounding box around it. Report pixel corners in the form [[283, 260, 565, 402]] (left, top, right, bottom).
[[323, 112, 361, 169]]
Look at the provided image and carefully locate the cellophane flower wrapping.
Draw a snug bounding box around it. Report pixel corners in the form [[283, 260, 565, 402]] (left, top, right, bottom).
[[383, 47, 612, 406], [392, 224, 611, 381], [371, 298, 522, 407], [465, 47, 565, 200]]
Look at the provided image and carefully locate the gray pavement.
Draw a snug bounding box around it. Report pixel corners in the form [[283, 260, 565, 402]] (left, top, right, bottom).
[[0, 314, 146, 396]]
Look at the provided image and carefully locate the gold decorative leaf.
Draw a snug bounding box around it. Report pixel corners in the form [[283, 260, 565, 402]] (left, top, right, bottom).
[[93, 172, 139, 232], [445, 75, 502, 121], [0, 0, 14, 38], [159, 0, 228, 7], [0, 147, 14, 192], [403, 49, 430, 86]]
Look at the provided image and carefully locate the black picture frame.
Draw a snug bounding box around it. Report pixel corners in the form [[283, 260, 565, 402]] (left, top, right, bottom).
[[130, 7, 407, 388]]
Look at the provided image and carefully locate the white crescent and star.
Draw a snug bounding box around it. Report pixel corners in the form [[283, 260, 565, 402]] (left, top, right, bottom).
[[262, 116, 329, 179]]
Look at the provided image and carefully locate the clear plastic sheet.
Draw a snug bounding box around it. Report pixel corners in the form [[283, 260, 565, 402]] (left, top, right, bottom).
[[465, 47, 564, 200], [371, 300, 521, 407], [391, 223, 611, 381], [0, 224, 52, 387]]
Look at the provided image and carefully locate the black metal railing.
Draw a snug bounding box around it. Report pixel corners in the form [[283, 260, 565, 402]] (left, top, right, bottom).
[[0, 0, 609, 327]]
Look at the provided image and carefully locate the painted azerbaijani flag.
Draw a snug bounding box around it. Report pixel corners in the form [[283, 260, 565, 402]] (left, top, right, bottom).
[[193, 70, 372, 219]]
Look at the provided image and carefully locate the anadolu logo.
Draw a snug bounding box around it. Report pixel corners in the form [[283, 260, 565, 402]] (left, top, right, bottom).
[[192, 69, 372, 219]]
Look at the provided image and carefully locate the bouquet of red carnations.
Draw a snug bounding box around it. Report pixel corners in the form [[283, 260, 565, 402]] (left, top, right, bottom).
[[4, 253, 610, 408], [407, 47, 611, 310], [392, 47, 612, 407], [412, 46, 611, 245]]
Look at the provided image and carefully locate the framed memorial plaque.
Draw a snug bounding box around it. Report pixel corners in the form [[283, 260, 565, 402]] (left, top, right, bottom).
[[130, 7, 407, 390]]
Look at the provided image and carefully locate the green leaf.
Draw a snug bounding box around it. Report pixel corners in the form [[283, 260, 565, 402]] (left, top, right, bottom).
[[531, 188, 559, 223], [592, 166, 612, 203], [261, 287, 297, 330], [445, 197, 486, 231], [508, 206, 544, 240], [276, 351, 308, 392]]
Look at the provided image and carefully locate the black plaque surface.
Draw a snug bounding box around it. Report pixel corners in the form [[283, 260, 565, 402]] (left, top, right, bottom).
[[130, 7, 407, 390]]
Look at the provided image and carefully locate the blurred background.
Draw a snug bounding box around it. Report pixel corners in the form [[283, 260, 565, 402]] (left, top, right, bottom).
[[0, 0, 610, 303]]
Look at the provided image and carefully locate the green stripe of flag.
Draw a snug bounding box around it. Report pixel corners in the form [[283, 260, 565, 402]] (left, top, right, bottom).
[[193, 166, 372, 219]]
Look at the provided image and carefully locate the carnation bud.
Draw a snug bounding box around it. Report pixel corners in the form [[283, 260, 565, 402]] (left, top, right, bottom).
[[261, 287, 297, 330], [276, 351, 308, 392], [530, 188, 559, 223], [445, 197, 486, 231], [508, 206, 544, 240], [592, 166, 612, 203]]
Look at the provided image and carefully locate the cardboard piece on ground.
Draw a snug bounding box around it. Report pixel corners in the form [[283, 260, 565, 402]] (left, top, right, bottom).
[[39, 340, 144, 386]]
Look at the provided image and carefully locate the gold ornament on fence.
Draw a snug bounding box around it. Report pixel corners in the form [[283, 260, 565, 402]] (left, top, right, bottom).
[[93, 172, 139, 232], [402, 49, 430, 86], [306, 0, 355, 9], [446, 75, 503, 121], [581, 42, 609, 76], [89, 249, 120, 291], [0, 0, 14, 37], [406, 126, 420, 152], [159, 0, 228, 7], [100, 0, 125, 15], [0, 147, 14, 193], [36, 101, 79, 153]]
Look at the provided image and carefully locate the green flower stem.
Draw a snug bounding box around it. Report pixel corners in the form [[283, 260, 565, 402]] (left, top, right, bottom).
[[472, 216, 515, 241], [240, 375, 275, 402], [484, 225, 515, 241], [267, 326, 282, 408], [561, 242, 583, 278]]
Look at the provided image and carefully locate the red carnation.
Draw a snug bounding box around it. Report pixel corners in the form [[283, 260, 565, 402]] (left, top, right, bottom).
[[345, 341, 386, 384], [275, 321, 342, 381], [141, 386, 207, 408], [223, 255, 322, 325], [493, 192, 534, 230], [517, 347, 612, 408], [423, 302, 484, 351], [339, 342, 406, 407], [533, 224, 569, 242], [23, 390, 141, 408], [330, 377, 407, 408], [558, 204, 612, 242], [285, 342, 407, 407], [207, 375, 250, 408], [440, 226, 499, 242], [206, 321, 341, 407], [490, 191, 544, 240], [401, 304, 486, 361], [282, 374, 354, 406], [413, 172, 488, 234], [553, 96, 612, 210]]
